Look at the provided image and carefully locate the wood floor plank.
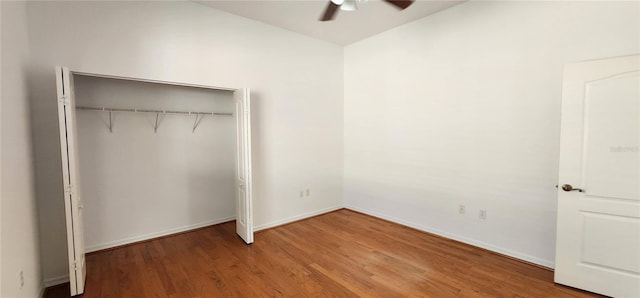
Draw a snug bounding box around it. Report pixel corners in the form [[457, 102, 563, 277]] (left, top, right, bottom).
[[44, 209, 602, 298]]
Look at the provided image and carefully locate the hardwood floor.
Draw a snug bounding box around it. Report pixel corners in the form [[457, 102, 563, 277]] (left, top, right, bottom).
[[44, 209, 601, 297]]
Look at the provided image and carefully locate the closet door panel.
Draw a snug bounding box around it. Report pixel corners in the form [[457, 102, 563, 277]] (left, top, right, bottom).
[[55, 66, 87, 296], [234, 88, 253, 244]]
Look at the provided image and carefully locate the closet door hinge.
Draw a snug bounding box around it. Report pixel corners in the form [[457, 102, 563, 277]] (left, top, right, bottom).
[[72, 261, 79, 270], [59, 96, 70, 106], [64, 184, 75, 196]]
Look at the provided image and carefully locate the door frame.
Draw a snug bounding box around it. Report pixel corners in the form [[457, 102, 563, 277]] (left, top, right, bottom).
[[56, 67, 254, 292], [64, 68, 254, 230]]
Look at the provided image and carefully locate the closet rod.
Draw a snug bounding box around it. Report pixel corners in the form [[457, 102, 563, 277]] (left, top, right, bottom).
[[76, 106, 233, 116]]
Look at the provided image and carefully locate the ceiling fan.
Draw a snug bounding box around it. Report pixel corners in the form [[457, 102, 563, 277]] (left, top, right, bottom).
[[320, 0, 415, 21]]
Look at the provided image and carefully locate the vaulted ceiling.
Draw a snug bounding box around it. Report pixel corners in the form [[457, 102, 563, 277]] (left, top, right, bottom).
[[196, 0, 465, 45]]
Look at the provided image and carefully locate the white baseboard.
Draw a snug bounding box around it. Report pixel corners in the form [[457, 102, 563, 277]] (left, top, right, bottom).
[[343, 204, 555, 269], [85, 216, 235, 253], [254, 205, 343, 231], [44, 274, 69, 288], [82, 206, 344, 252]]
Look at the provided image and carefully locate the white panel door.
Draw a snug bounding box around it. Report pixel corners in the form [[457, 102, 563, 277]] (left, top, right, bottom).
[[55, 66, 87, 295], [234, 88, 253, 244], [555, 55, 639, 297]]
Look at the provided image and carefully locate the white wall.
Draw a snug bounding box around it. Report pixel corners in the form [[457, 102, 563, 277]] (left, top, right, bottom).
[[26, 1, 344, 284], [74, 76, 236, 252], [344, 1, 639, 267], [1, 1, 43, 297]]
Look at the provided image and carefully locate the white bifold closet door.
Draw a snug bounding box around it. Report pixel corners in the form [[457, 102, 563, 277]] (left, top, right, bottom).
[[55, 66, 87, 296], [56, 66, 254, 296], [234, 88, 254, 244]]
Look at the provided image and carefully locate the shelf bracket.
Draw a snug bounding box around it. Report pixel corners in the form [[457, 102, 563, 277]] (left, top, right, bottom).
[[192, 114, 205, 133], [108, 111, 113, 133], [154, 113, 160, 133]]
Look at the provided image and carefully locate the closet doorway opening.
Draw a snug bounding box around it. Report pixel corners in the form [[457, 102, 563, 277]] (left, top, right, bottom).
[[54, 66, 253, 296]]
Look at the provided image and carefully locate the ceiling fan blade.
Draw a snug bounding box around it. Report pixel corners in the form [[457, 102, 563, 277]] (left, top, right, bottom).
[[384, 0, 414, 10], [320, 1, 340, 21]]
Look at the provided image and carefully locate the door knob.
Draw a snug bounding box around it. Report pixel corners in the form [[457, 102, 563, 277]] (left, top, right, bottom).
[[561, 184, 583, 192]]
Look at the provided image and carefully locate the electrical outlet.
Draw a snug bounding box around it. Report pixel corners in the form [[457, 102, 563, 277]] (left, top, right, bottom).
[[20, 270, 24, 289], [305, 189, 311, 196], [479, 210, 487, 220], [299, 191, 304, 198], [458, 205, 466, 214]]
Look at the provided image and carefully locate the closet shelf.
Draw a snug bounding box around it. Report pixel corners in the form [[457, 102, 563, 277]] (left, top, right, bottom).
[[76, 106, 233, 116], [76, 106, 233, 133]]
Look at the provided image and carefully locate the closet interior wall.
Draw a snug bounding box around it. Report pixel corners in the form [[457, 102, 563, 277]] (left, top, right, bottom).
[[74, 75, 236, 252]]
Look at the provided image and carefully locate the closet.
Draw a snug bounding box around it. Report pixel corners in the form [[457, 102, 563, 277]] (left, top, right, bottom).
[[54, 67, 253, 296]]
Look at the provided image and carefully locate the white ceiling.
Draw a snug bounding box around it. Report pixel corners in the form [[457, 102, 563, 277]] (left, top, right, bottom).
[[196, 0, 464, 46]]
